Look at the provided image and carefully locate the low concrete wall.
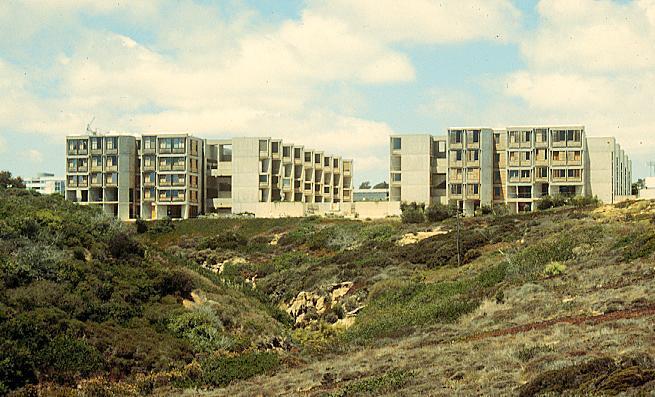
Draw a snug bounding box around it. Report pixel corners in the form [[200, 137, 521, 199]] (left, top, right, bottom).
[[352, 201, 401, 219]]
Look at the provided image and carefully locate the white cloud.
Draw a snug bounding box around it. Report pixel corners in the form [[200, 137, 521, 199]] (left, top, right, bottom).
[[524, 0, 655, 72], [309, 0, 521, 44], [26, 149, 43, 162], [0, 0, 524, 183]]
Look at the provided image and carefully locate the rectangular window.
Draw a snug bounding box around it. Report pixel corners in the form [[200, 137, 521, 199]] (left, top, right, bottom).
[[472, 130, 479, 143], [494, 186, 502, 198], [521, 170, 531, 178], [455, 150, 462, 161], [283, 146, 291, 157], [259, 140, 268, 152], [391, 137, 402, 150], [271, 142, 279, 153]]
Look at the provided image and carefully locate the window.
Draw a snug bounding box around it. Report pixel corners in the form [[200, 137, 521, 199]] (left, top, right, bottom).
[[494, 153, 501, 163], [315, 153, 321, 163], [552, 151, 561, 161], [219, 144, 232, 161], [494, 170, 501, 183], [450, 184, 462, 194], [537, 167, 548, 178], [494, 186, 502, 198], [304, 152, 312, 162], [521, 170, 531, 179], [509, 170, 519, 179], [455, 150, 462, 161], [294, 148, 301, 159], [568, 169, 581, 178], [259, 140, 268, 152], [472, 130, 479, 143], [259, 174, 268, 183], [106, 137, 117, 150], [450, 131, 462, 144], [271, 142, 279, 153], [524, 152, 531, 161], [283, 146, 291, 157], [467, 150, 479, 162], [391, 173, 401, 182], [494, 133, 501, 144], [391, 137, 402, 150], [524, 131, 531, 142]]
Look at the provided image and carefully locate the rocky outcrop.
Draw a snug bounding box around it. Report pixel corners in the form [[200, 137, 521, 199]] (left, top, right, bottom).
[[285, 282, 355, 327]]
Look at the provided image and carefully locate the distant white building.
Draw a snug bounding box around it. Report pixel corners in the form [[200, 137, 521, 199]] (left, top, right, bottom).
[[639, 177, 655, 200], [24, 173, 65, 195]]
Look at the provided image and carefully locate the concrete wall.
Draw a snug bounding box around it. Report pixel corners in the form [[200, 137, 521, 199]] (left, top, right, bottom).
[[392, 134, 431, 204], [232, 137, 260, 206], [586, 137, 615, 204], [353, 201, 401, 219]]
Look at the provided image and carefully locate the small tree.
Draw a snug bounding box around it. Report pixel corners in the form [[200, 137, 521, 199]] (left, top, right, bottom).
[[373, 181, 389, 189], [0, 171, 25, 189], [400, 201, 425, 224], [425, 203, 452, 222], [359, 181, 371, 189]]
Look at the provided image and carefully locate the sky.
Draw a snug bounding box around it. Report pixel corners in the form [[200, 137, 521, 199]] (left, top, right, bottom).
[[0, 0, 654, 184]]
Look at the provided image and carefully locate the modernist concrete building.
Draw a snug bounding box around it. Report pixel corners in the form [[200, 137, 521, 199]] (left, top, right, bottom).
[[139, 133, 205, 220], [389, 134, 447, 204], [66, 133, 353, 219], [390, 125, 632, 214], [205, 137, 353, 217], [24, 173, 65, 195], [66, 133, 138, 219]]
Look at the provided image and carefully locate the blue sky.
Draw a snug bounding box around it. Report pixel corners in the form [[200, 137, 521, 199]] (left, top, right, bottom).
[[1, 0, 653, 184]]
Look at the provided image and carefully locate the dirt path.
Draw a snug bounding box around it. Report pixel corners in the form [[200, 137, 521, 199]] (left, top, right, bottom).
[[465, 304, 655, 342]]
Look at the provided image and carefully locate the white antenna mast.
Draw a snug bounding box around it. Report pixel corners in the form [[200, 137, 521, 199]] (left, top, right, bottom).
[[86, 117, 97, 135]]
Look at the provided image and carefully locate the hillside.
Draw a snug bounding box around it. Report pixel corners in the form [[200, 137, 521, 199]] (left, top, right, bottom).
[[1, 189, 655, 395]]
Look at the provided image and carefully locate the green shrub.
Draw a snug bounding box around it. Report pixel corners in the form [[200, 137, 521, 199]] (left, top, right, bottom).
[[198, 232, 248, 251], [200, 351, 279, 387], [168, 306, 233, 353], [543, 261, 567, 277], [568, 195, 601, 208], [425, 203, 452, 222], [135, 218, 148, 234], [328, 369, 414, 397], [536, 195, 554, 210], [400, 207, 425, 224]]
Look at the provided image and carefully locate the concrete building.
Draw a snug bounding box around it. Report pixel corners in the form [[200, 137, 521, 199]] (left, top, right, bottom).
[[139, 134, 205, 220], [354, 188, 389, 202], [24, 173, 65, 195], [390, 125, 632, 215], [66, 133, 138, 219], [389, 134, 447, 205], [205, 137, 353, 217], [66, 133, 353, 219]]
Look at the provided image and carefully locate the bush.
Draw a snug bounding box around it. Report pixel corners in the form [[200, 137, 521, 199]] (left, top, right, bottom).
[[425, 203, 452, 222], [536, 196, 554, 210], [198, 232, 247, 251], [400, 202, 425, 224], [544, 261, 567, 277], [200, 351, 279, 387], [107, 230, 144, 259], [569, 195, 601, 208], [168, 306, 233, 353], [135, 218, 148, 234]]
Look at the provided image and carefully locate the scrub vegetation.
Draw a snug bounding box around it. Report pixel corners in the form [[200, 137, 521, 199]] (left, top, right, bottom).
[[2, 186, 655, 396]]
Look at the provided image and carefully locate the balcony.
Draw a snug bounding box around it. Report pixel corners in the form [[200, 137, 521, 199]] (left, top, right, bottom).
[[143, 164, 156, 172], [466, 159, 480, 167], [105, 165, 118, 172], [105, 148, 118, 155], [90, 178, 103, 187], [172, 164, 186, 171]]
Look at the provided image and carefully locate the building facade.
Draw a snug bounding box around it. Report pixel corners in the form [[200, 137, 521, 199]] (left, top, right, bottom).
[[24, 173, 65, 195], [389, 134, 447, 205], [390, 125, 632, 214], [66, 133, 353, 220], [205, 137, 353, 217]]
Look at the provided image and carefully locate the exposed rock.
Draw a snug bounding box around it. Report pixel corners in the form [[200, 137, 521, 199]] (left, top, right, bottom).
[[396, 227, 449, 246], [286, 282, 355, 327], [269, 233, 283, 246]]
